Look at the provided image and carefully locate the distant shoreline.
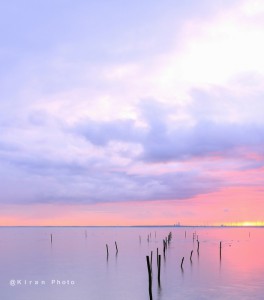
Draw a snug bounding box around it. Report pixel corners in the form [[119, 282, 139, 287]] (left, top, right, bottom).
[[0, 225, 263, 228]]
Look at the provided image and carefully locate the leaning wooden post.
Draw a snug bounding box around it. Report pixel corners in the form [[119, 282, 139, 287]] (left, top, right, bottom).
[[158, 254, 161, 285], [190, 250, 193, 261], [115, 241, 118, 254], [146, 256, 153, 300], [50, 234, 53, 244], [181, 257, 184, 269], [197, 240, 200, 253]]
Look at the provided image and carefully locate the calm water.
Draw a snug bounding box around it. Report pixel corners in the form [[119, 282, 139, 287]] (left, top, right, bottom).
[[0, 226, 263, 300]]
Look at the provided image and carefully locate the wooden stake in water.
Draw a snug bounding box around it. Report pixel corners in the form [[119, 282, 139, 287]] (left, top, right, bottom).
[[197, 240, 200, 253], [115, 241, 118, 254], [190, 250, 193, 261], [220, 241, 222, 259], [181, 257, 184, 269], [50, 234, 53, 244], [146, 256, 153, 300], [185, 230, 186, 238], [106, 244, 109, 257], [158, 254, 161, 286]]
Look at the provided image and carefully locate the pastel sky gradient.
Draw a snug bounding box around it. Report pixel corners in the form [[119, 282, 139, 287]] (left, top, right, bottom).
[[1, 0, 264, 225]]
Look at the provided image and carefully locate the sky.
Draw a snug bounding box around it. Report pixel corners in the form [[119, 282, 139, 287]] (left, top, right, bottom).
[[1, 0, 264, 226]]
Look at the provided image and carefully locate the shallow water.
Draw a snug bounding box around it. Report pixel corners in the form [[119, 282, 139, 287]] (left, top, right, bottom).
[[0, 226, 263, 300]]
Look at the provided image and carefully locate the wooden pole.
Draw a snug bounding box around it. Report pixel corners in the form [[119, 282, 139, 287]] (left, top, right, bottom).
[[220, 241, 222, 259], [181, 257, 184, 269], [106, 244, 109, 257], [190, 250, 193, 261], [158, 254, 161, 285], [115, 241, 118, 254], [146, 256, 153, 300], [163, 240, 166, 257], [50, 234, 53, 244]]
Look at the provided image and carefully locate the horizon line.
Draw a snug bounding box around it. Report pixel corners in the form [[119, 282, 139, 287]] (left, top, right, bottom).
[[0, 225, 264, 228]]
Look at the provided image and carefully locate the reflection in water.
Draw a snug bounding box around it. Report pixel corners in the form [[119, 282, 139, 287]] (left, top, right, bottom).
[[0, 227, 263, 300], [157, 282, 162, 300], [181, 265, 184, 277], [220, 241, 222, 263]]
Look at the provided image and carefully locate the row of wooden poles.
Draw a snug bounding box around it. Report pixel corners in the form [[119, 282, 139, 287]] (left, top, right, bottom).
[[146, 232, 172, 300], [145, 231, 223, 300], [49, 231, 222, 260]]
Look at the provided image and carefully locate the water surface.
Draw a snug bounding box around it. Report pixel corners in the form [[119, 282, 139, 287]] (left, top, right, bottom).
[[0, 226, 263, 299]]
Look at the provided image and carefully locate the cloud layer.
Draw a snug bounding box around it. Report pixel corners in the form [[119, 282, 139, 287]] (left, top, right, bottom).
[[1, 0, 264, 226]]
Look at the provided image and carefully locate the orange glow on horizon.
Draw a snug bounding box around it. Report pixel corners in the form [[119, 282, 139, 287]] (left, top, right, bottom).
[[220, 221, 264, 227]]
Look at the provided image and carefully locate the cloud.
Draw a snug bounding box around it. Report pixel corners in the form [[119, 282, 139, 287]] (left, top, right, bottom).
[[141, 120, 264, 162], [0, 154, 220, 205], [73, 95, 264, 163], [74, 119, 146, 146]]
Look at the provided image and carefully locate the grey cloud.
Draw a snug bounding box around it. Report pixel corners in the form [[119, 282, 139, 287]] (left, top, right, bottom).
[[2, 90, 264, 206], [0, 158, 220, 205], [74, 98, 264, 163], [0, 133, 220, 205], [141, 120, 264, 162], [74, 119, 146, 146]]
